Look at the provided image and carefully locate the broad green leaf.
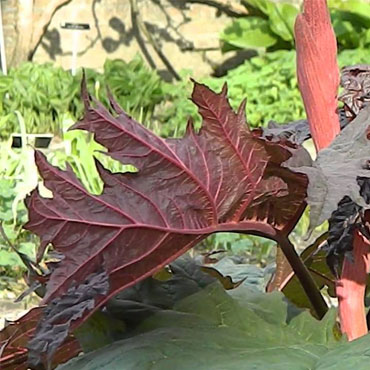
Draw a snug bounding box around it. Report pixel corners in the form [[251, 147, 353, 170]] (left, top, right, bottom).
[[1, 222, 18, 241], [0, 249, 22, 267], [58, 284, 349, 370], [242, 0, 298, 42], [328, 0, 370, 27], [221, 18, 277, 51], [105, 256, 217, 327], [268, 3, 298, 42], [18, 242, 36, 259], [363, 28, 370, 46], [74, 311, 126, 353], [210, 256, 272, 292], [331, 9, 367, 48], [242, 0, 271, 15]]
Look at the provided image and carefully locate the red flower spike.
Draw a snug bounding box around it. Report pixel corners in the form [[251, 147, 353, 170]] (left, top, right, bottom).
[[294, 0, 340, 151]]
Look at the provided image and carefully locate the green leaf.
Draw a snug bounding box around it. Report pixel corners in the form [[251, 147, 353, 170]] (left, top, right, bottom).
[[268, 3, 298, 42], [242, 0, 271, 15], [210, 256, 271, 291], [363, 28, 370, 47], [331, 9, 366, 48], [1, 223, 18, 241], [105, 256, 217, 327], [329, 0, 370, 27], [18, 242, 36, 259], [221, 18, 277, 51], [0, 249, 22, 267], [58, 284, 351, 370], [74, 311, 126, 353], [241, 0, 297, 42]]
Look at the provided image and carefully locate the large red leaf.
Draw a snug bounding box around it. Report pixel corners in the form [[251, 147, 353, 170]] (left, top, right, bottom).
[[22, 80, 309, 367], [0, 308, 81, 370]]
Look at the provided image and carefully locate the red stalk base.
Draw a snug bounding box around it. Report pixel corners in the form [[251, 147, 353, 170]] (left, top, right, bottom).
[[336, 231, 370, 340]]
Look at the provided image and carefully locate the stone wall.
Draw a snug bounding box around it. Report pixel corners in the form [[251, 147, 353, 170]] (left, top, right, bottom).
[[1, 0, 18, 69], [3, 0, 370, 78], [28, 0, 246, 78]]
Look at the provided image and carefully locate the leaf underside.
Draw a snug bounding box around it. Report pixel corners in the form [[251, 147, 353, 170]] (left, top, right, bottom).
[[22, 80, 309, 367], [0, 307, 81, 370], [291, 105, 370, 231]]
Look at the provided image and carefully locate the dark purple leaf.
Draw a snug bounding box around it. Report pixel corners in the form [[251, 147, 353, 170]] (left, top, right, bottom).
[[290, 105, 370, 231], [0, 308, 81, 370], [339, 64, 370, 121], [324, 196, 363, 276], [243, 140, 311, 233], [27, 270, 109, 369], [262, 109, 349, 145], [23, 80, 308, 364]]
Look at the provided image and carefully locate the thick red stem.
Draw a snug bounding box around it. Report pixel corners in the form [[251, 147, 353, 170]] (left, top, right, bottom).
[[295, 0, 340, 150], [295, 0, 369, 340], [336, 232, 370, 340]]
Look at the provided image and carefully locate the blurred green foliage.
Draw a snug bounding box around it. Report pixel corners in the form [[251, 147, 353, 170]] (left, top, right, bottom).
[[221, 0, 297, 52], [0, 56, 163, 139], [0, 113, 139, 282], [221, 0, 370, 53], [158, 48, 370, 137], [2, 47, 370, 141], [0, 120, 41, 284], [329, 0, 370, 49], [48, 114, 138, 195], [0, 173, 38, 279]]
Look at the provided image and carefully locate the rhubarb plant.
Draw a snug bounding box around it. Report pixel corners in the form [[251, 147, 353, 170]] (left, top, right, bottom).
[[0, 74, 369, 369], [2, 0, 370, 368], [0, 77, 319, 369], [24, 78, 321, 368]]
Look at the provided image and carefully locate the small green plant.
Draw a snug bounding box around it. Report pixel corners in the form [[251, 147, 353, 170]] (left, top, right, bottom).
[[0, 177, 37, 284], [49, 113, 137, 195], [329, 0, 370, 49], [221, 0, 298, 52], [0, 56, 164, 139]]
